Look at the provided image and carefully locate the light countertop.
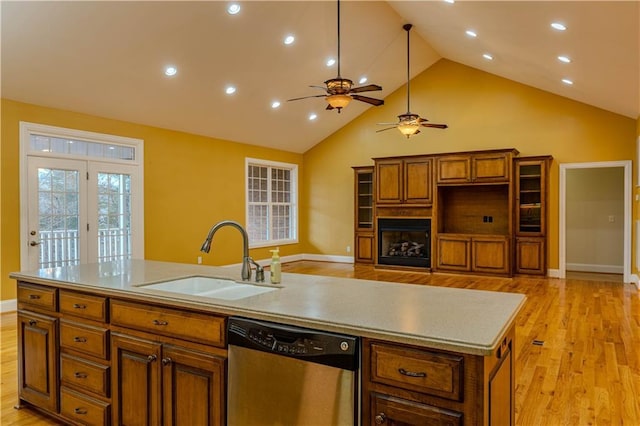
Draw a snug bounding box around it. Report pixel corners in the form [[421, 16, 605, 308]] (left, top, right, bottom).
[[10, 259, 526, 355]]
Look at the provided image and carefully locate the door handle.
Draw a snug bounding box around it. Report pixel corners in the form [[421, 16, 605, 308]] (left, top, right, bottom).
[[30, 241, 41, 246]]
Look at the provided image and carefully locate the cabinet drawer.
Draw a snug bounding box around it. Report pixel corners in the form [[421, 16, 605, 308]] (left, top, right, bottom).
[[60, 320, 109, 359], [371, 392, 463, 426], [370, 343, 463, 401], [110, 300, 226, 347], [60, 291, 108, 322], [61, 387, 111, 426], [17, 283, 57, 311], [61, 354, 110, 397]]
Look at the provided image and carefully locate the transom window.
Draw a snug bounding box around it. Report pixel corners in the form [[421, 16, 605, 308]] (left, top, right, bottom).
[[246, 158, 298, 247]]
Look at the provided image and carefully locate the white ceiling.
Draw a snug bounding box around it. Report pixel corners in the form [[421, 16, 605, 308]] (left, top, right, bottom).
[[2, 1, 638, 154]]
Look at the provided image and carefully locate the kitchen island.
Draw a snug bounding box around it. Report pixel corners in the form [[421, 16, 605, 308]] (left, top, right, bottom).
[[11, 259, 525, 425]]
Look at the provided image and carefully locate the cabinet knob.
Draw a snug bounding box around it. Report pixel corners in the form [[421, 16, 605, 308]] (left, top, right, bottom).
[[152, 319, 168, 326], [73, 337, 87, 343], [374, 413, 387, 424], [74, 408, 88, 415], [72, 303, 87, 309], [28, 294, 41, 300], [147, 354, 157, 362], [28, 319, 37, 326], [161, 357, 172, 366], [74, 372, 88, 379]]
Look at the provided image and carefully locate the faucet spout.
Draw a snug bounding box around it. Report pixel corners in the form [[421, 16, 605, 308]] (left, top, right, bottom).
[[200, 220, 251, 281]]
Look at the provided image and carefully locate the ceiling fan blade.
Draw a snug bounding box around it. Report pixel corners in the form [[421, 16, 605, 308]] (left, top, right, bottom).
[[376, 126, 397, 133], [287, 94, 327, 102], [420, 122, 448, 129], [309, 85, 328, 90], [352, 94, 384, 106], [350, 84, 382, 93]]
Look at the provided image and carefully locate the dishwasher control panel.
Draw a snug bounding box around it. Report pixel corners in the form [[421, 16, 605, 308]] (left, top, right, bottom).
[[228, 317, 358, 371]]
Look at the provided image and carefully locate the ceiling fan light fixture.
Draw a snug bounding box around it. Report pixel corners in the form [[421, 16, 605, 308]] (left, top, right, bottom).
[[326, 94, 352, 111], [397, 120, 420, 138]]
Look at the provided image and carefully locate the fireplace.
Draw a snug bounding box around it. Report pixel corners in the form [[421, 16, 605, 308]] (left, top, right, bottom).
[[377, 218, 431, 268]]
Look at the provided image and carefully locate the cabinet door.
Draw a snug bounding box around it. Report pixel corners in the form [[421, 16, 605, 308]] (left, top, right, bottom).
[[162, 345, 226, 426], [376, 160, 403, 204], [355, 233, 375, 263], [17, 311, 58, 413], [404, 158, 432, 204], [489, 338, 514, 425], [354, 167, 375, 231], [515, 237, 545, 275], [472, 153, 510, 182], [436, 236, 471, 271], [515, 158, 548, 236], [472, 237, 509, 274], [436, 156, 470, 184], [112, 333, 161, 426], [370, 393, 462, 426]]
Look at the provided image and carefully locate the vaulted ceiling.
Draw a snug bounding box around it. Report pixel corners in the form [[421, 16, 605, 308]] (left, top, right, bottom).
[[2, 1, 638, 153]]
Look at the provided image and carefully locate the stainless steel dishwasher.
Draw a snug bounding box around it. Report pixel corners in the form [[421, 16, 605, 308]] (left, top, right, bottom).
[[227, 317, 359, 426]]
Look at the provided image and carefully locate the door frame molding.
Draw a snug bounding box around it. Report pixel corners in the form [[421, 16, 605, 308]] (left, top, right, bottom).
[[19, 121, 144, 270], [559, 160, 632, 282]]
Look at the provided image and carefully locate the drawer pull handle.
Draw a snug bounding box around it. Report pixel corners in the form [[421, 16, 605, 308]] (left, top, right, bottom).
[[73, 337, 87, 343], [398, 368, 427, 378], [73, 303, 87, 309], [28, 294, 41, 300], [74, 372, 88, 379], [374, 413, 387, 424], [28, 319, 37, 326], [74, 408, 88, 415], [147, 354, 157, 362], [152, 319, 168, 326], [162, 357, 172, 366]]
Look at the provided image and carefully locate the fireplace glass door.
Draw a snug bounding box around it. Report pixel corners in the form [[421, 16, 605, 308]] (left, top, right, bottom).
[[377, 218, 431, 267]]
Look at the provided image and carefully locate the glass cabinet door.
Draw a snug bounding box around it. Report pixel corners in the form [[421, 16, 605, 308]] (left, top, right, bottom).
[[356, 170, 374, 230]]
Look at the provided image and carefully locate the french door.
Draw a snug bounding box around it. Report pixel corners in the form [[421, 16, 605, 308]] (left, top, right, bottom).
[[21, 121, 143, 271]]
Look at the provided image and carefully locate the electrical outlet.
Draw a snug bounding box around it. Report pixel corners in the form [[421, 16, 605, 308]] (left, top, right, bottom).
[[608, 215, 615, 223], [197, 256, 202, 264], [346, 245, 351, 253]]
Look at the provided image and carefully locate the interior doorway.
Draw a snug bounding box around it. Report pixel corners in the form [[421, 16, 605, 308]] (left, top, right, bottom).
[[559, 161, 632, 283]]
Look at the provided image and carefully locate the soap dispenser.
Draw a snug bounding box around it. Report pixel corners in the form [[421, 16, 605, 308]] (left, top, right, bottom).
[[269, 248, 281, 284]]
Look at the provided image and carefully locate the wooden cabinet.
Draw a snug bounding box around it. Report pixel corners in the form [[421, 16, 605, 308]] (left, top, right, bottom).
[[436, 235, 509, 275], [354, 166, 375, 264], [17, 310, 58, 412], [375, 157, 432, 205], [110, 300, 226, 426], [514, 156, 551, 275], [362, 328, 516, 425], [437, 151, 515, 184]]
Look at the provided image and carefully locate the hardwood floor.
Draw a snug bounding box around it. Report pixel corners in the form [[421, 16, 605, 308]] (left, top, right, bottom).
[[2, 261, 638, 425]]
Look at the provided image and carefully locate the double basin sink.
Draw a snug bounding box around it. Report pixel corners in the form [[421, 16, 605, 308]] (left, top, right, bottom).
[[139, 276, 279, 301]]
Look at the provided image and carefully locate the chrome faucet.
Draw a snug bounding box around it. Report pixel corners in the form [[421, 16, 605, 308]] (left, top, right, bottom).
[[200, 220, 264, 282]]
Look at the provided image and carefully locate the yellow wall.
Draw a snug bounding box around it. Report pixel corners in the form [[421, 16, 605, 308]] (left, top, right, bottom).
[[302, 59, 637, 273], [1, 99, 303, 301]]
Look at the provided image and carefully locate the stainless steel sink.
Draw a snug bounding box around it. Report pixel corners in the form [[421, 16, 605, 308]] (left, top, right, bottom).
[[140, 276, 278, 300]]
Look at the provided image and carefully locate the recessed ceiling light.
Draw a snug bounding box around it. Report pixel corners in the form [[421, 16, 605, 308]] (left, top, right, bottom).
[[359, 76, 368, 84], [227, 3, 241, 15], [225, 86, 236, 95], [309, 113, 318, 121], [551, 22, 567, 31], [465, 30, 477, 38], [326, 58, 336, 67], [271, 101, 281, 109], [562, 78, 573, 85], [557, 55, 571, 63], [483, 53, 493, 60], [164, 66, 177, 76], [444, 0, 455, 3], [284, 35, 295, 45]]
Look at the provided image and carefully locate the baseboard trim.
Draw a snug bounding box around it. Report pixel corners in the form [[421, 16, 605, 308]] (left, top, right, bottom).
[[300, 254, 354, 264], [1, 299, 17, 313], [566, 263, 624, 274], [547, 269, 561, 278]]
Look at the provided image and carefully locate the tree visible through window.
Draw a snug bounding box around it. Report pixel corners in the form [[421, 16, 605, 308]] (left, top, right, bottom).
[[246, 159, 297, 246]]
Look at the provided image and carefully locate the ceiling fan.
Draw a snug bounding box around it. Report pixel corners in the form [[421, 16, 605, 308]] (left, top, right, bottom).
[[287, 0, 384, 113], [377, 24, 448, 138]]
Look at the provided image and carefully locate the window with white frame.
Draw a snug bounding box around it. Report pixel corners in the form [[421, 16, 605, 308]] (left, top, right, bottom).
[[246, 158, 298, 247]]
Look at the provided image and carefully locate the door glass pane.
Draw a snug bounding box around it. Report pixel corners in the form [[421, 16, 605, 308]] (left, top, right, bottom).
[[96, 172, 132, 262], [37, 167, 80, 268]]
